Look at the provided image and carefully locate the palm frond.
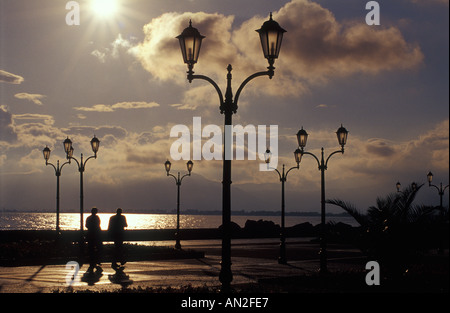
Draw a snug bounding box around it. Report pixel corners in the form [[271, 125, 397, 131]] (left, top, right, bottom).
[[395, 183, 424, 222], [326, 198, 368, 227], [407, 205, 439, 223]]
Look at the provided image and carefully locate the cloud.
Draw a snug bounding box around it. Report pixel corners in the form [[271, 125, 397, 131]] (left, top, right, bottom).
[[91, 34, 136, 63], [2, 114, 447, 211], [180, 85, 223, 111], [132, 0, 424, 99], [342, 119, 449, 181], [0, 70, 24, 84], [315, 104, 334, 109], [365, 139, 396, 157], [111, 34, 133, 58], [14, 93, 46, 105], [74, 101, 160, 112], [12, 113, 55, 126], [406, 119, 449, 170], [0, 106, 17, 143], [246, 0, 424, 92], [170, 103, 195, 110], [0, 112, 62, 154], [72, 124, 126, 134], [132, 11, 237, 84], [91, 49, 107, 63]]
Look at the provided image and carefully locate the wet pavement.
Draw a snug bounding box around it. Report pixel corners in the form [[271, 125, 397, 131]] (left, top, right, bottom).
[[1, 239, 446, 313], [0, 238, 367, 293]]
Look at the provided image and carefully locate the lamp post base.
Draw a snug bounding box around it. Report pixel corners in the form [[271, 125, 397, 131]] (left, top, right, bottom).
[[219, 263, 233, 293], [175, 232, 181, 250], [279, 237, 287, 264], [318, 247, 328, 275]]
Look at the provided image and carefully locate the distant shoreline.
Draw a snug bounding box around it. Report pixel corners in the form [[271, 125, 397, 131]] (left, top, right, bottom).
[[0, 209, 350, 217]]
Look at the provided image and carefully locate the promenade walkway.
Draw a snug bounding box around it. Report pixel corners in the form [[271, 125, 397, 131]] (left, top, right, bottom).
[[0, 239, 367, 293]]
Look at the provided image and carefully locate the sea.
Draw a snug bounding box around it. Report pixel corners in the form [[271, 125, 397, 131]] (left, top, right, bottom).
[[0, 212, 358, 231]]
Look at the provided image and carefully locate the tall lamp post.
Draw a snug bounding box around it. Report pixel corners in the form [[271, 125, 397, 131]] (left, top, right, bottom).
[[63, 136, 100, 234], [427, 172, 449, 212], [296, 125, 348, 274], [176, 13, 286, 290], [427, 171, 449, 255], [165, 160, 194, 250], [42, 146, 72, 235], [264, 148, 302, 264]]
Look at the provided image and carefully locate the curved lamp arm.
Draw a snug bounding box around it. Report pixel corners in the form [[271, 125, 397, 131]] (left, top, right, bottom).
[[234, 70, 272, 106], [325, 148, 344, 168], [59, 159, 71, 173], [167, 172, 179, 185], [46, 159, 71, 176], [301, 151, 321, 170], [68, 154, 97, 172], [189, 68, 273, 112], [45, 161, 58, 174], [429, 182, 450, 195], [188, 74, 224, 105], [180, 173, 191, 184], [267, 164, 299, 182], [67, 155, 81, 169], [429, 183, 440, 193], [267, 166, 282, 181], [82, 155, 97, 171], [285, 165, 299, 179]]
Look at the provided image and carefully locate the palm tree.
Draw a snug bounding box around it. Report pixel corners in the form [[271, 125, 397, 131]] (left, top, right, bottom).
[[327, 184, 441, 276]]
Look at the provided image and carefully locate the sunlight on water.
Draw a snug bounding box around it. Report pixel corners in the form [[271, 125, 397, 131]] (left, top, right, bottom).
[[95, 213, 210, 230], [0, 212, 357, 230], [59, 213, 206, 230], [0, 212, 216, 230]]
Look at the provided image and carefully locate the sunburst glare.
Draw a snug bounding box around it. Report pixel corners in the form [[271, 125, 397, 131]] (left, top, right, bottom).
[[90, 0, 119, 18]]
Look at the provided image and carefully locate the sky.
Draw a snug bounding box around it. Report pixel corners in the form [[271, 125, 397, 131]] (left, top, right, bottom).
[[0, 0, 448, 216]]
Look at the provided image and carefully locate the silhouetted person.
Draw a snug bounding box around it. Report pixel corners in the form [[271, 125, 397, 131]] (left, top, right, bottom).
[[85, 207, 103, 274], [108, 208, 128, 270]]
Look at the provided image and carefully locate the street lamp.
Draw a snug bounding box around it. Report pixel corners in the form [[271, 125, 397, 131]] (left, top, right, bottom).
[[396, 181, 418, 192], [177, 13, 286, 290], [427, 171, 449, 255], [42, 146, 72, 235], [264, 148, 301, 264], [296, 125, 348, 274], [63, 136, 100, 233], [427, 172, 449, 209], [165, 160, 193, 250]]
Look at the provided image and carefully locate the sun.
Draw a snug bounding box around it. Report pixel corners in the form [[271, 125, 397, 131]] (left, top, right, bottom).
[[90, 0, 119, 18]]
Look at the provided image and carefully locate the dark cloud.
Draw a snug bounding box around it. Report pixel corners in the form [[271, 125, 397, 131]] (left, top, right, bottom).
[[274, 0, 424, 79], [365, 140, 396, 157]]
